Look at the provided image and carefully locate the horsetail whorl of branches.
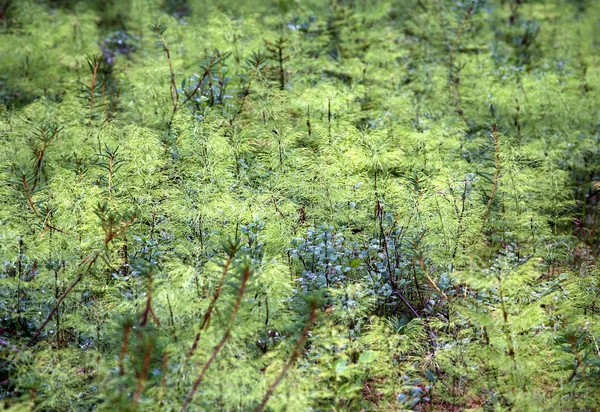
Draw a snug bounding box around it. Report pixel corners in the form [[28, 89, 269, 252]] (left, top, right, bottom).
[[0, 0, 599, 410]]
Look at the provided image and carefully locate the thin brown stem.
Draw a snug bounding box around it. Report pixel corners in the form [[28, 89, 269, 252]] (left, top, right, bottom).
[[139, 270, 158, 327], [179, 55, 217, 108], [118, 322, 132, 376], [568, 335, 587, 382], [31, 126, 61, 191], [181, 268, 252, 411], [22, 174, 38, 215], [482, 123, 500, 227], [450, 180, 469, 271], [415, 239, 448, 300], [157, 32, 178, 112], [185, 248, 236, 361], [497, 273, 515, 362], [133, 340, 153, 403], [253, 302, 318, 412]]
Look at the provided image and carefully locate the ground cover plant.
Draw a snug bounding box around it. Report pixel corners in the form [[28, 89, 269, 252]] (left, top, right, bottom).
[[0, 0, 599, 410]]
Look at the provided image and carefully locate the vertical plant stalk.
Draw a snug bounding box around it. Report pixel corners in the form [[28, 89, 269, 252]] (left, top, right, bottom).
[[151, 25, 215, 131], [158, 351, 169, 407], [327, 98, 332, 143], [415, 239, 448, 300], [166, 293, 176, 332], [139, 269, 160, 327], [21, 174, 38, 214], [89, 57, 99, 122], [18, 127, 70, 236], [376, 204, 401, 295], [30, 126, 61, 191], [156, 30, 178, 113], [366, 209, 420, 319], [277, 42, 285, 91], [106, 148, 117, 200], [121, 264, 159, 402], [101, 78, 108, 121], [2, 252, 99, 367], [497, 272, 516, 363], [271, 129, 284, 169], [406, 181, 446, 299], [185, 245, 237, 361], [514, 99, 521, 139], [266, 37, 287, 90], [567, 334, 587, 382], [133, 340, 153, 403], [179, 55, 215, 108], [1, 208, 135, 368], [449, 178, 469, 271], [21, 175, 70, 237], [52, 261, 65, 347], [53, 266, 60, 345], [482, 123, 500, 228], [118, 322, 132, 376], [253, 302, 318, 412], [231, 54, 265, 124], [434, 195, 450, 257], [448, 7, 473, 127], [306, 106, 311, 139], [180, 267, 252, 411], [16, 239, 23, 337], [120, 236, 129, 275], [206, 67, 215, 105]]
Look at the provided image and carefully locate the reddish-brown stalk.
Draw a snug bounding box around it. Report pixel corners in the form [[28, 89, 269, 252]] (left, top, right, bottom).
[[180, 267, 252, 411], [118, 322, 132, 376], [133, 340, 154, 403], [185, 247, 237, 361], [253, 302, 318, 412]]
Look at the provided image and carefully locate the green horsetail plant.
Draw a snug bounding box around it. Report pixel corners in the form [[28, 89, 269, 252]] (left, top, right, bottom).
[[181, 260, 253, 411], [2, 202, 135, 367], [95, 144, 124, 201], [179, 50, 228, 115], [447, 172, 479, 270], [482, 123, 501, 229], [148, 23, 177, 116], [28, 124, 61, 193], [79, 53, 118, 126], [232, 51, 268, 123], [185, 238, 239, 362], [254, 299, 318, 412], [10, 125, 70, 237], [554, 325, 600, 406], [448, 5, 474, 127], [265, 36, 289, 91], [1, 0, 600, 410]]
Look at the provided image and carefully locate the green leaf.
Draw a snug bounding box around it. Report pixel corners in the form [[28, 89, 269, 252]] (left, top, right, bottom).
[[335, 359, 347, 375], [358, 350, 378, 364], [426, 369, 435, 384]]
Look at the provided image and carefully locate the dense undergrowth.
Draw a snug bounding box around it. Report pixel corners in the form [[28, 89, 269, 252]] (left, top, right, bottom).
[[0, 0, 599, 410]]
